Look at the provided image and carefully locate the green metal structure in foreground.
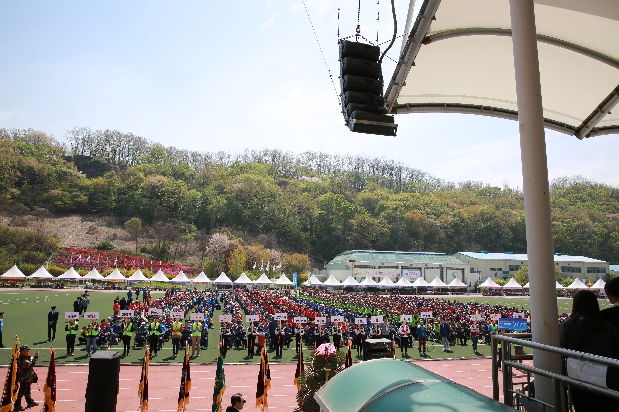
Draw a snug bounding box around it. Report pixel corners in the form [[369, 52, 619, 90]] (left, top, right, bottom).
[[314, 359, 514, 412]]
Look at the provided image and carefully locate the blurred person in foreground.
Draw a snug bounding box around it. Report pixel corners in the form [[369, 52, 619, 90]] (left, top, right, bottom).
[[225, 392, 245, 412], [560, 290, 619, 412], [14, 346, 39, 411], [601, 277, 619, 330]]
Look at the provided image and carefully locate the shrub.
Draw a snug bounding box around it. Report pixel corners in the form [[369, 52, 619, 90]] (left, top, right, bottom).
[[96, 239, 115, 251]]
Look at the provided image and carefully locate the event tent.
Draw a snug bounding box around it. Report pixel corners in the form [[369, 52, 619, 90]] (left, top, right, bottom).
[[127, 269, 148, 282], [323, 275, 342, 286], [359, 277, 378, 287], [255, 274, 273, 285], [479, 278, 501, 288], [589, 279, 606, 290], [503, 278, 523, 289], [192, 272, 212, 284], [341, 275, 360, 287], [411, 277, 429, 288], [556, 281, 564, 290], [82, 268, 103, 280], [29, 266, 53, 279], [274, 274, 294, 286], [566, 278, 589, 289], [151, 270, 170, 283], [308, 274, 324, 286], [428, 277, 448, 288], [395, 277, 413, 287], [448, 277, 467, 288], [378, 277, 396, 287], [1, 265, 26, 280], [105, 268, 126, 282], [234, 272, 254, 285], [170, 271, 191, 283], [213, 272, 233, 285]]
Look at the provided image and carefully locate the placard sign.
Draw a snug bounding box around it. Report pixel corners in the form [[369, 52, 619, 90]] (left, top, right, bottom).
[[293, 317, 308, 324], [84, 312, 99, 319], [170, 311, 184, 319], [119, 310, 134, 318], [489, 314, 501, 321], [246, 315, 260, 322], [331, 316, 345, 323], [64, 312, 79, 320], [400, 314, 412, 323], [498, 318, 528, 331], [512, 312, 526, 319], [148, 308, 163, 316], [420, 311, 433, 319], [355, 318, 367, 325], [274, 313, 287, 321], [219, 314, 232, 323], [314, 316, 327, 324], [370, 316, 383, 324], [190, 312, 205, 321], [469, 314, 483, 321]]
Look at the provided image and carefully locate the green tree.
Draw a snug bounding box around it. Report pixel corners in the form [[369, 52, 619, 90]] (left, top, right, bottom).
[[124, 217, 143, 255]]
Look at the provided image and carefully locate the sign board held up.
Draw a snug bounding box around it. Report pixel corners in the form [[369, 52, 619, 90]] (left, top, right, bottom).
[[314, 317, 327, 324], [498, 318, 528, 331], [84, 312, 99, 320], [148, 308, 163, 316], [190, 313, 205, 321], [246, 315, 260, 322], [119, 310, 134, 318], [293, 317, 308, 324], [219, 314, 232, 323], [274, 313, 287, 321], [420, 312, 433, 319], [355, 318, 367, 325], [400, 315, 412, 323], [331, 316, 345, 323], [370, 316, 383, 324], [64, 312, 79, 320], [170, 311, 184, 319]]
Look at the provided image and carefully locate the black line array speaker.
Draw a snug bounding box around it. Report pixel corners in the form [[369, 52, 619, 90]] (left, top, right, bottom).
[[85, 351, 121, 412], [363, 338, 394, 361]]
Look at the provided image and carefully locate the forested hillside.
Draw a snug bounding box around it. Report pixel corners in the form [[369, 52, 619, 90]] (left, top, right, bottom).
[[1, 127, 618, 271]]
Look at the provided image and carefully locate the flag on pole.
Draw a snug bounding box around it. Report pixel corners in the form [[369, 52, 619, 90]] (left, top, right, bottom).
[[266, 261, 270, 272], [0, 336, 20, 412], [345, 340, 353, 368], [253, 262, 257, 269], [260, 261, 264, 271], [255, 347, 271, 412], [212, 344, 226, 412], [294, 341, 304, 390], [177, 345, 191, 411], [43, 348, 56, 412], [138, 347, 149, 412]]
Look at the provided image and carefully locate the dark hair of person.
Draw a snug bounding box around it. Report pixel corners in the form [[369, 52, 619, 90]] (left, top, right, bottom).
[[231, 393, 243, 405], [605, 277, 619, 298], [570, 290, 603, 326]]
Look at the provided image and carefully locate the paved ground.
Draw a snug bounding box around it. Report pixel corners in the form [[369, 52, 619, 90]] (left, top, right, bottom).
[[5, 357, 527, 411]]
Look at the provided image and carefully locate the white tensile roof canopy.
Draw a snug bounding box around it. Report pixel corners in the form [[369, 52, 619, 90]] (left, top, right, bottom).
[[151, 270, 170, 283], [170, 271, 191, 283], [213, 272, 232, 285], [566, 277, 589, 289], [479, 278, 501, 288], [387, 0, 619, 139], [192, 272, 212, 284], [254, 274, 273, 285], [448, 277, 467, 288], [1, 265, 26, 279], [341, 275, 360, 286], [590, 278, 606, 290], [503, 278, 524, 289], [127, 269, 149, 282], [323, 275, 342, 286], [81, 268, 102, 280], [30, 266, 53, 279], [274, 274, 294, 286], [234, 272, 254, 285]]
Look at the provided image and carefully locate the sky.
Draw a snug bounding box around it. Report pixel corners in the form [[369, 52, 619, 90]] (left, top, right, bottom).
[[1, 0, 618, 188]]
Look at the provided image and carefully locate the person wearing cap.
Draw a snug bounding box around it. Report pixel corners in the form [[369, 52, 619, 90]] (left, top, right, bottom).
[[14, 346, 39, 411], [47, 306, 59, 342], [65, 318, 79, 356]]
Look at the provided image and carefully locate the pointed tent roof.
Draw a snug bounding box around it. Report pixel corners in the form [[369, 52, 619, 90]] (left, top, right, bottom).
[[234, 272, 254, 285], [479, 278, 501, 288], [105, 268, 126, 282], [448, 277, 467, 288], [428, 277, 448, 287], [395, 277, 413, 287], [556, 281, 565, 290], [411, 277, 429, 287], [566, 278, 589, 289], [502, 278, 523, 289], [359, 276, 378, 287], [523, 282, 530, 289], [255, 274, 273, 285], [1, 265, 26, 279], [127, 269, 149, 282], [30, 266, 53, 279], [151, 270, 170, 283], [378, 277, 396, 287], [213, 272, 233, 285], [61, 267, 86, 280], [308, 274, 324, 286], [341, 275, 360, 287], [323, 275, 342, 286], [170, 271, 191, 283], [274, 274, 294, 286], [192, 272, 212, 284], [590, 278, 606, 290]]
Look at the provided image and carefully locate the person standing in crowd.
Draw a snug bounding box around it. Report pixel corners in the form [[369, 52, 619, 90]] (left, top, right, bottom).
[[602, 277, 619, 330], [331, 322, 342, 349], [73, 297, 82, 316], [13, 346, 39, 411], [560, 290, 619, 412], [171, 317, 183, 358], [234, 320, 246, 350], [149, 316, 161, 357], [81, 293, 89, 315], [355, 322, 366, 357], [274, 321, 284, 357], [47, 306, 58, 343], [369, 322, 381, 338], [220, 322, 231, 358], [191, 319, 202, 357], [256, 325, 266, 356], [268, 316, 277, 351], [86, 318, 99, 356], [399, 320, 411, 356], [122, 317, 133, 356], [247, 322, 257, 357], [470, 321, 480, 356], [65, 318, 78, 356], [294, 322, 304, 355], [0, 312, 4, 348], [417, 320, 427, 357], [226, 393, 245, 412], [201, 320, 209, 350], [181, 320, 192, 348], [440, 318, 451, 352]]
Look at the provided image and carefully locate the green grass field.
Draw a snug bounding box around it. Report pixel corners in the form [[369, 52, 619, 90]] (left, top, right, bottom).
[[0, 290, 610, 365]]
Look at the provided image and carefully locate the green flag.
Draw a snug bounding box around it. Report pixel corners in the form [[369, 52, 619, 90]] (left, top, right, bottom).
[[212, 344, 226, 412]]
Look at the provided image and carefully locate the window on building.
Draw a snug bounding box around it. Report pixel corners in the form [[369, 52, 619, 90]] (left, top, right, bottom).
[[470, 267, 475, 273], [490, 268, 503, 272], [561, 266, 582, 273], [508, 265, 522, 272], [587, 267, 606, 274]]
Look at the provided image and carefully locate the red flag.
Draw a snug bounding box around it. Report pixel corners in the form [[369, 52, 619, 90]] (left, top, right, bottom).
[[0, 337, 20, 412], [43, 348, 56, 412], [177, 345, 191, 411], [255, 348, 271, 411], [294, 341, 305, 389]]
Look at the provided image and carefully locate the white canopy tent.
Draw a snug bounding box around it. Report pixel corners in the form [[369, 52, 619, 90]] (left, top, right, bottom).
[[479, 278, 501, 289], [448, 277, 467, 288], [82, 268, 103, 280], [359, 277, 378, 287], [323, 275, 342, 287], [1, 265, 26, 280], [170, 271, 191, 284], [192, 272, 212, 284], [105, 268, 126, 282], [395, 277, 413, 287], [212, 272, 232, 285], [308, 274, 324, 286], [555, 281, 564, 290], [503, 278, 524, 289], [255, 274, 273, 285], [29, 266, 53, 279], [234, 273, 254, 285], [378, 276, 396, 287], [590, 278, 607, 290], [274, 274, 294, 286], [127, 269, 149, 282], [566, 278, 589, 289], [151, 270, 170, 283], [411, 277, 429, 288], [341, 275, 360, 287], [428, 277, 448, 288]]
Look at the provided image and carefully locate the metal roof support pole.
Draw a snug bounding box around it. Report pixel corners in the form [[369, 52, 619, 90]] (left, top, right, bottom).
[[509, 0, 563, 406]]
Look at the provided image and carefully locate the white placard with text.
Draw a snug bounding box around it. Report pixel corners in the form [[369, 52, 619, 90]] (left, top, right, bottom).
[[170, 311, 184, 319], [64, 312, 79, 320], [420, 311, 433, 319], [219, 314, 232, 323], [294, 317, 308, 324], [331, 316, 345, 323], [119, 310, 134, 318], [512, 312, 526, 319], [84, 312, 99, 320], [490, 314, 501, 321], [190, 312, 205, 321], [470, 314, 483, 321], [355, 318, 367, 325], [148, 308, 163, 316], [314, 317, 327, 324], [370, 316, 383, 324], [400, 314, 412, 323], [274, 313, 287, 321], [246, 315, 260, 322]]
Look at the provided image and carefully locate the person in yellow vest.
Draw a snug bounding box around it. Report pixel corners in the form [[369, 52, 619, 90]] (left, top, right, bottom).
[[86, 318, 99, 356], [122, 317, 133, 356], [191, 319, 202, 357], [65, 318, 79, 356], [149, 316, 161, 357], [171, 317, 183, 358]]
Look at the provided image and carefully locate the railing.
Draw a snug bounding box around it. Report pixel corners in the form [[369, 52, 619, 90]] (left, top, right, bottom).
[[491, 334, 619, 411]]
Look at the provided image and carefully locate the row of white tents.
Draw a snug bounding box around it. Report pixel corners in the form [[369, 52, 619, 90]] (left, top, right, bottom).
[[302, 274, 468, 288], [479, 277, 607, 291]]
